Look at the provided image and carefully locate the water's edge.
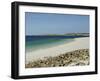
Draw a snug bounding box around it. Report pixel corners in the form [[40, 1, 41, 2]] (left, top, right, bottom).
[[25, 36, 87, 52]]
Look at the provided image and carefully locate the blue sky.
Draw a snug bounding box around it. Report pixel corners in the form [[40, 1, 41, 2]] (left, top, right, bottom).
[[25, 12, 89, 35]]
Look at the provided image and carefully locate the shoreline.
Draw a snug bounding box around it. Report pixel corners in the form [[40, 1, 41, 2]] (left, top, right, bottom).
[[26, 38, 75, 53], [26, 37, 89, 64]]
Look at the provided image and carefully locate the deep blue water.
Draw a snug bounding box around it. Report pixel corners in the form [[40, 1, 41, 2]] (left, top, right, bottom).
[[25, 36, 86, 52]]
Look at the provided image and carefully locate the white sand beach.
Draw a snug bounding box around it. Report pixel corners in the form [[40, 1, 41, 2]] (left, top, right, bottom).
[[26, 37, 89, 64]]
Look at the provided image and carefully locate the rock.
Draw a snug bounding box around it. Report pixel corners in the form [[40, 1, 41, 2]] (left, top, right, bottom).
[[25, 49, 89, 68]]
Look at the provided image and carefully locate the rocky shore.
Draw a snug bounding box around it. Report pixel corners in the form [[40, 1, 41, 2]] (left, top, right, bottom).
[[25, 49, 89, 68]]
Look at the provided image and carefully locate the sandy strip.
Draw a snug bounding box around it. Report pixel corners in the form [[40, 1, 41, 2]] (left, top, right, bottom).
[[26, 37, 89, 64]]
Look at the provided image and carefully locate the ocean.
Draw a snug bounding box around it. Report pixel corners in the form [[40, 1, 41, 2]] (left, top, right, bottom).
[[25, 36, 86, 52]]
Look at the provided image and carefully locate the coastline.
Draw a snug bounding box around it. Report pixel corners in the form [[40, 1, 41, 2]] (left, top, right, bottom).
[[26, 37, 89, 64]]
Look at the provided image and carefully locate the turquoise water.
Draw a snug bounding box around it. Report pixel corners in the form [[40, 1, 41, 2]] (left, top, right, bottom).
[[25, 36, 86, 53]]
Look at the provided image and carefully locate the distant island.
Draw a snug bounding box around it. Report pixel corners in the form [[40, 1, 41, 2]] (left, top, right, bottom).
[[46, 33, 89, 37]]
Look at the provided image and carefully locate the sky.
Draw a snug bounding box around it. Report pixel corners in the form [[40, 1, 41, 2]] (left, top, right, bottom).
[[25, 12, 89, 35]]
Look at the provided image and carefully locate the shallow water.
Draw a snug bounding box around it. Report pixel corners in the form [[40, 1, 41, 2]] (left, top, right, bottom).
[[25, 36, 86, 52]]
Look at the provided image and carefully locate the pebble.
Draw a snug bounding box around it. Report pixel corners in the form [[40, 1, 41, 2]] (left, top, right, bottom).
[[25, 49, 89, 68]]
